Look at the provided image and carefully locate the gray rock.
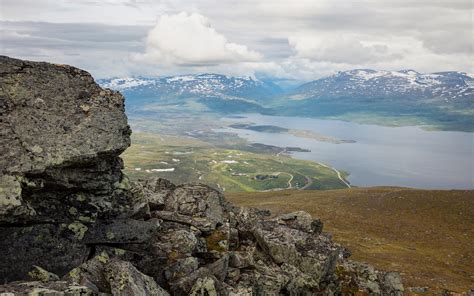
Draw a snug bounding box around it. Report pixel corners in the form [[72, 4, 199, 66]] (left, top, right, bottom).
[[276, 211, 320, 233], [169, 268, 222, 296], [152, 210, 216, 233], [253, 219, 341, 284], [380, 272, 404, 295], [133, 178, 176, 211], [63, 252, 111, 293], [336, 260, 392, 294], [164, 257, 199, 282], [407, 286, 429, 293], [0, 56, 130, 176], [189, 276, 219, 296], [152, 228, 199, 257], [206, 254, 229, 282], [0, 55, 133, 224], [226, 267, 241, 284], [0, 175, 36, 223], [164, 184, 228, 225], [229, 248, 256, 269], [105, 259, 169, 296], [83, 218, 160, 244], [0, 223, 89, 282], [0, 281, 94, 296], [27, 266, 60, 282], [0, 56, 141, 284]]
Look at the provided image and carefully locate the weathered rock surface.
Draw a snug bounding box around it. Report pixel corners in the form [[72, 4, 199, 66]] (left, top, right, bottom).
[[0, 56, 404, 295], [0, 56, 130, 175]]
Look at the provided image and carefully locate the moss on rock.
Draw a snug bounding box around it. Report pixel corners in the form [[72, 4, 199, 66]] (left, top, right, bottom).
[[205, 230, 228, 252]]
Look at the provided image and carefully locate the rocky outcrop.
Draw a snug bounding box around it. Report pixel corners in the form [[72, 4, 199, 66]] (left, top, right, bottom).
[[0, 56, 404, 295], [0, 55, 142, 283]]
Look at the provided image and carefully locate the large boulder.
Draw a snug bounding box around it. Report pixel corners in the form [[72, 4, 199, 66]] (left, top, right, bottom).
[[0, 56, 130, 175], [0, 56, 139, 281], [0, 55, 137, 224]]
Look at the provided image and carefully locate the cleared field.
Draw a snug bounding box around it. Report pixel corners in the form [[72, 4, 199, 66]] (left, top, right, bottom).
[[227, 188, 474, 294], [122, 132, 349, 191]]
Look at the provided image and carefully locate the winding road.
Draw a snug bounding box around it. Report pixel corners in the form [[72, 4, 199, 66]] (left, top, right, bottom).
[[275, 150, 350, 189], [316, 162, 351, 188], [260, 172, 294, 192]]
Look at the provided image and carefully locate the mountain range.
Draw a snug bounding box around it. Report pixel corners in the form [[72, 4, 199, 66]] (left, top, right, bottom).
[[100, 70, 473, 102], [292, 69, 473, 102], [99, 69, 474, 131], [99, 74, 281, 101]]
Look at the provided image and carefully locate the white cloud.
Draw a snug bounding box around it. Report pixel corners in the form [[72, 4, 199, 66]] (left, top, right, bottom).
[[278, 36, 474, 81], [133, 12, 262, 66], [288, 33, 400, 64], [1, 0, 472, 79]]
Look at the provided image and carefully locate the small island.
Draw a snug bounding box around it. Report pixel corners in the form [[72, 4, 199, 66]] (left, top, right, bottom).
[[229, 123, 356, 144]]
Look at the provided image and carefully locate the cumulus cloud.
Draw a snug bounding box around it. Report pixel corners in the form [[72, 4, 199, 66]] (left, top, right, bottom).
[[288, 34, 401, 64], [133, 12, 262, 66]]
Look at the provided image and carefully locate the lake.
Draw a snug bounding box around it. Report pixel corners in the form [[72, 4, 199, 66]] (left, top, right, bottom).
[[220, 114, 474, 189]]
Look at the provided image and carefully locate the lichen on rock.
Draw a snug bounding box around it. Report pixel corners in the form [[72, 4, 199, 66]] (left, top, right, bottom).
[[27, 266, 60, 282]]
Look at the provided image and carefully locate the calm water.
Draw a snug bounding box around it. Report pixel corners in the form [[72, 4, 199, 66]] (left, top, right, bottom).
[[220, 114, 474, 189]]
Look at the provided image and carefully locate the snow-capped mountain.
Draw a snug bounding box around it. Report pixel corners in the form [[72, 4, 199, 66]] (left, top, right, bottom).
[[99, 74, 281, 100], [292, 69, 474, 102], [97, 70, 472, 131]]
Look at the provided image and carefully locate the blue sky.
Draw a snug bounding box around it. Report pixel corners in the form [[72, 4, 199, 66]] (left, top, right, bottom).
[[1, 0, 472, 80]]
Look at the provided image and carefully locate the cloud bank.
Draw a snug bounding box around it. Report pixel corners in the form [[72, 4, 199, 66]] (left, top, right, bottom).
[[0, 0, 472, 81]]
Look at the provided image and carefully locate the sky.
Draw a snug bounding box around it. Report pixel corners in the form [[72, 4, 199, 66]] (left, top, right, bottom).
[[0, 0, 472, 81]]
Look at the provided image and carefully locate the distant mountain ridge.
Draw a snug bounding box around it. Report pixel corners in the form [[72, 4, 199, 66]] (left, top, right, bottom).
[[291, 69, 474, 102], [100, 70, 473, 103], [99, 74, 281, 101], [99, 70, 473, 131]]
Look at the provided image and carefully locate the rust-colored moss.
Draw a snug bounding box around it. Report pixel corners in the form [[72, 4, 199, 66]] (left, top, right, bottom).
[[205, 230, 228, 252]]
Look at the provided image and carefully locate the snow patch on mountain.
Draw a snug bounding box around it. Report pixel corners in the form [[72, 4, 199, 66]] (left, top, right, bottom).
[[294, 69, 474, 101], [102, 77, 155, 90], [99, 74, 280, 100]]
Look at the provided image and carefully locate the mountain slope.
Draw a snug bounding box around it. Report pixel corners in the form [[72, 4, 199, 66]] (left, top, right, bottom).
[[99, 74, 281, 100], [99, 74, 281, 114], [228, 187, 474, 294], [291, 69, 474, 103], [279, 69, 474, 131]]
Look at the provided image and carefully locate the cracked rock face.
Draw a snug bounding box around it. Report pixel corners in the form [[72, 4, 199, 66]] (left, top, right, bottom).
[[0, 56, 139, 282], [0, 56, 404, 295], [0, 56, 130, 175], [0, 56, 136, 225]]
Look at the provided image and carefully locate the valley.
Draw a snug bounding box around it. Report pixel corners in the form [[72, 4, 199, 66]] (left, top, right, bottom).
[[122, 132, 349, 191], [101, 69, 473, 191], [219, 114, 474, 189]]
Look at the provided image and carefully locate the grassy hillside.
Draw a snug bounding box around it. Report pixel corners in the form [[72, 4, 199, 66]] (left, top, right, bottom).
[[227, 188, 474, 293], [121, 132, 349, 191]]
